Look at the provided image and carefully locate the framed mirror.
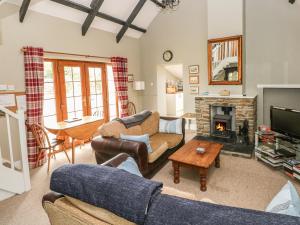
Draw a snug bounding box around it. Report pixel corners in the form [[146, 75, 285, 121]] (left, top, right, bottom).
[[208, 35, 243, 85]]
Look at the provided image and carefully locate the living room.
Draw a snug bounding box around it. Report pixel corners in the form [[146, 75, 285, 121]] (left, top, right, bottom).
[[1, 0, 300, 224]]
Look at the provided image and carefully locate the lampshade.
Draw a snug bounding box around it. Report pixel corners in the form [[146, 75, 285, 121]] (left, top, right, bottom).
[[133, 81, 145, 91]]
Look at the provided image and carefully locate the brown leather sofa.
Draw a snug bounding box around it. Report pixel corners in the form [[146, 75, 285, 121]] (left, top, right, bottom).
[[91, 112, 185, 178]]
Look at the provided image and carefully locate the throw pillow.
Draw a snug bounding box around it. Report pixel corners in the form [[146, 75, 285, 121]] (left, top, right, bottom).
[[117, 157, 143, 177], [159, 118, 182, 135], [265, 181, 300, 217], [120, 133, 153, 153]]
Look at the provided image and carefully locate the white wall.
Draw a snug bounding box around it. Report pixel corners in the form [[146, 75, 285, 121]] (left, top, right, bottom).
[[140, 0, 208, 113], [245, 0, 300, 96], [140, 0, 246, 113], [208, 0, 243, 39], [0, 5, 142, 110]]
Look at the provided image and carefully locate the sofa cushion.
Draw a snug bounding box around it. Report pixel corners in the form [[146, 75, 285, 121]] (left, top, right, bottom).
[[123, 125, 143, 136], [97, 121, 127, 138], [141, 112, 160, 136], [266, 181, 300, 217], [121, 134, 153, 153], [159, 118, 183, 135], [150, 133, 183, 149], [117, 157, 143, 177], [148, 141, 168, 163], [65, 196, 136, 225]]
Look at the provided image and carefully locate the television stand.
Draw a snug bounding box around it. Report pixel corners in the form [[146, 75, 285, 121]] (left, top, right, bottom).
[[255, 131, 300, 182]]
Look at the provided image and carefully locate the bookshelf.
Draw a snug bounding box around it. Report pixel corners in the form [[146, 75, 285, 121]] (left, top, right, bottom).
[[255, 131, 300, 182]]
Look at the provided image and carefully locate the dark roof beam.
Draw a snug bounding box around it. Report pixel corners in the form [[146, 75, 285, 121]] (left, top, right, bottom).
[[116, 0, 147, 43], [82, 0, 104, 35], [19, 0, 31, 22], [50, 0, 146, 34]]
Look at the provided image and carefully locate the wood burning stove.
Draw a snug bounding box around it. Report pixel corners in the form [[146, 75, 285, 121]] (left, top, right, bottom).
[[211, 107, 233, 139]]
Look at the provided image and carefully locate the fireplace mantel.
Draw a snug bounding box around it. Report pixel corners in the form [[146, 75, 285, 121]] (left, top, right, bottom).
[[195, 95, 257, 143], [196, 95, 256, 99]]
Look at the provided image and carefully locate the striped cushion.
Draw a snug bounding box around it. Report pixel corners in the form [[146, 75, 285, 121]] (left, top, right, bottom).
[[159, 119, 182, 135]]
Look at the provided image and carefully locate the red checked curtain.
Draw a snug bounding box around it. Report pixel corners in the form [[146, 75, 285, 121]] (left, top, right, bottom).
[[111, 57, 129, 118], [24, 47, 45, 168]]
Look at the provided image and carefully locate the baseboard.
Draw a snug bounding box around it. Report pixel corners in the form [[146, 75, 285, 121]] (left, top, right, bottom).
[[0, 189, 15, 201]]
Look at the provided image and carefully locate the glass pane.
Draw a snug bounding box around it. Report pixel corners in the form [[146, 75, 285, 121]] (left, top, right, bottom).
[[72, 67, 81, 81], [89, 68, 95, 81], [97, 94, 103, 107], [95, 81, 102, 94], [108, 81, 115, 91], [44, 115, 57, 125], [65, 82, 73, 97], [92, 107, 104, 118], [44, 83, 55, 99], [74, 111, 83, 118], [67, 97, 75, 112], [43, 99, 56, 116], [107, 65, 114, 81], [64, 67, 72, 82], [90, 82, 96, 95], [109, 92, 116, 105], [68, 112, 75, 119], [44, 62, 54, 82], [91, 95, 97, 108], [109, 105, 117, 120], [95, 68, 101, 81], [73, 82, 82, 96], [74, 96, 82, 111]]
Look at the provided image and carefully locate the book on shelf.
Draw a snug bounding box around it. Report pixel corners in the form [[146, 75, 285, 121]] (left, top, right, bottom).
[[285, 171, 295, 179], [293, 164, 300, 175], [293, 172, 300, 181]]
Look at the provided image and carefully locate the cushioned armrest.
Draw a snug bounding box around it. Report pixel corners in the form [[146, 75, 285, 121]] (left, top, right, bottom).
[[101, 153, 130, 167], [92, 137, 149, 173], [160, 116, 186, 136], [42, 192, 64, 204]]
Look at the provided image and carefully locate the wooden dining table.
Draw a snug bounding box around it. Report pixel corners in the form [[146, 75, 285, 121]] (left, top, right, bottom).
[[45, 116, 102, 164]]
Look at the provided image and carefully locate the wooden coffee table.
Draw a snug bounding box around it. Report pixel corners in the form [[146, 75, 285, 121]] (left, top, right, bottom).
[[169, 139, 223, 192]]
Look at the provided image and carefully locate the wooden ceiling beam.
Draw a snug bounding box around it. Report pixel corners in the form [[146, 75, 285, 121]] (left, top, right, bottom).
[[82, 0, 104, 36], [19, 0, 31, 22], [50, 0, 146, 34], [116, 0, 147, 43], [150, 0, 166, 8]]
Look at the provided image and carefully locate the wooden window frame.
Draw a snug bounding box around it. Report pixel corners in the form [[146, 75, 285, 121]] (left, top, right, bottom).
[[43, 59, 119, 123]]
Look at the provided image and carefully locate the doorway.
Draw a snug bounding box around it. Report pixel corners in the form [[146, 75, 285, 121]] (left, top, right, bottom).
[[157, 64, 184, 117]]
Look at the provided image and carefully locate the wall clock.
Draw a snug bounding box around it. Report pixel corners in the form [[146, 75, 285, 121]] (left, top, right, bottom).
[[163, 50, 173, 62]]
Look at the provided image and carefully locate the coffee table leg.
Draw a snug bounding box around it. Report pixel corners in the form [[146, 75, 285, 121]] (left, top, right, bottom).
[[173, 162, 180, 184], [199, 168, 208, 192], [215, 153, 220, 168]]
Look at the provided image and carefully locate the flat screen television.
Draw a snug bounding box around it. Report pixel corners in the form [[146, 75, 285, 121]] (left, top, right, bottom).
[[270, 106, 300, 139]]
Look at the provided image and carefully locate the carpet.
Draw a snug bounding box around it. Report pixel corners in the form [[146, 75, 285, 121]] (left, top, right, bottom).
[[1, 135, 300, 225]]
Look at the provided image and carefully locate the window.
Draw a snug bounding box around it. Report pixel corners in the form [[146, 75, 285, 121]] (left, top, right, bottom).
[[43, 61, 57, 124], [43, 60, 119, 125]]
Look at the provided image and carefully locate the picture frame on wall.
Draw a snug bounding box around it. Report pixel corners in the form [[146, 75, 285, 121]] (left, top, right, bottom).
[[189, 65, 199, 74], [128, 74, 134, 82], [189, 75, 199, 84], [190, 86, 199, 95]]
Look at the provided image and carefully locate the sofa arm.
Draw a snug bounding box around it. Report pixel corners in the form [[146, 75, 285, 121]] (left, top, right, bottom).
[[91, 137, 149, 173], [160, 116, 186, 138], [101, 153, 130, 167]]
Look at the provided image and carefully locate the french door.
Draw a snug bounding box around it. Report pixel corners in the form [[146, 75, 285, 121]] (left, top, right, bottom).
[[43, 59, 119, 126]]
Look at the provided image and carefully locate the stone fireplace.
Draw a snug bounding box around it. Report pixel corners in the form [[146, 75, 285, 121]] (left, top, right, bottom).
[[195, 95, 257, 143]]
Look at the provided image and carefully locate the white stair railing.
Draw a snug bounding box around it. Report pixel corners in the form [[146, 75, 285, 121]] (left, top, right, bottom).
[[0, 106, 31, 195]]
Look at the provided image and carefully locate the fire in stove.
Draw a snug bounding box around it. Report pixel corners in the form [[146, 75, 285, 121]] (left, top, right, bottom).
[[216, 122, 226, 132]]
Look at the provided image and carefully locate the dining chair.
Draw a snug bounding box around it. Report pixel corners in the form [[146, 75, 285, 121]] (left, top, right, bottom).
[[127, 101, 136, 116], [30, 123, 70, 173]]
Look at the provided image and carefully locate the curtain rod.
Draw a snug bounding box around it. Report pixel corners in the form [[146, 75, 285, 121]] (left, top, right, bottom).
[[20, 48, 111, 60]]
